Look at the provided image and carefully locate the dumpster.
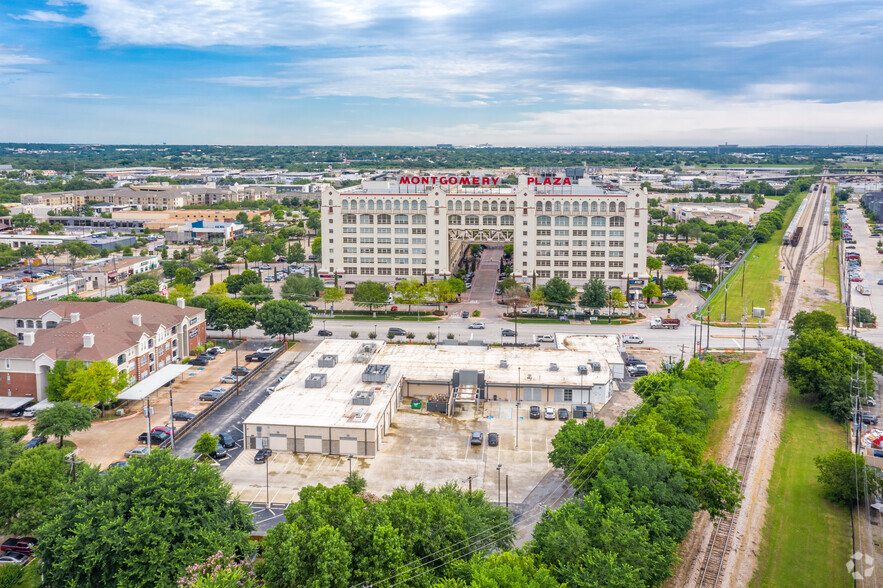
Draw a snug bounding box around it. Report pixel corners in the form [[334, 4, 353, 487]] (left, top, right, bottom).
[[411, 400, 422, 409]]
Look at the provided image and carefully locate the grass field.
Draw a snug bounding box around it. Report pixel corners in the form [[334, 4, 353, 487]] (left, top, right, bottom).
[[819, 241, 847, 325], [749, 389, 852, 588], [704, 192, 806, 324], [707, 361, 750, 458]]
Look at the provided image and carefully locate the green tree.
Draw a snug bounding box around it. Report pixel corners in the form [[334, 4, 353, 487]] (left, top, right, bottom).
[[127, 276, 159, 296], [11, 213, 36, 229], [322, 286, 345, 310], [607, 288, 626, 323], [64, 360, 128, 415], [815, 449, 882, 507], [225, 270, 260, 296], [45, 359, 86, 401], [38, 450, 253, 588], [662, 275, 688, 292], [311, 236, 322, 260], [33, 401, 93, 447], [646, 256, 663, 283], [235, 211, 249, 225], [663, 245, 694, 267], [246, 245, 263, 269], [281, 274, 324, 302], [214, 299, 257, 339], [543, 277, 577, 310], [393, 279, 426, 311], [352, 281, 390, 311], [18, 244, 37, 260], [641, 283, 662, 304], [790, 310, 838, 337], [687, 263, 716, 285], [288, 242, 306, 264], [60, 241, 97, 269], [257, 299, 313, 341], [530, 286, 546, 310], [437, 552, 563, 588], [0, 330, 16, 353], [241, 283, 273, 307], [194, 432, 218, 461], [502, 284, 530, 317], [580, 278, 607, 309]]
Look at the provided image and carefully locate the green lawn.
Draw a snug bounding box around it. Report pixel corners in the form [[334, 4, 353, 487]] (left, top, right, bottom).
[[707, 361, 750, 459], [750, 389, 852, 588], [704, 192, 805, 324], [819, 240, 847, 326]]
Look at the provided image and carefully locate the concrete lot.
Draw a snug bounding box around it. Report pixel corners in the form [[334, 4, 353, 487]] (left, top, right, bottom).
[[226, 401, 573, 507]]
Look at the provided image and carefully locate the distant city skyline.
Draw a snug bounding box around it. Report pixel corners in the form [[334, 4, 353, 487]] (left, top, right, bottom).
[[1, 0, 881, 145]]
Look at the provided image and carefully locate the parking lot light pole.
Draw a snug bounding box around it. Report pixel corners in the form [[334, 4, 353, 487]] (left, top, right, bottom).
[[497, 464, 502, 504], [515, 402, 520, 451], [168, 388, 175, 450], [265, 455, 270, 506]]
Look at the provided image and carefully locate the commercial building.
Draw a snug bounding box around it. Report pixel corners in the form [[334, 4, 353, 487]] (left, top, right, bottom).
[[79, 256, 160, 291], [242, 334, 623, 457], [0, 299, 206, 401], [319, 175, 648, 287], [666, 202, 756, 225], [163, 221, 245, 245], [861, 191, 883, 219]]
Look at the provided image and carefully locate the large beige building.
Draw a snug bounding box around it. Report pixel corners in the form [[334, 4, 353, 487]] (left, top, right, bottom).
[[320, 175, 648, 286], [21, 183, 277, 211]]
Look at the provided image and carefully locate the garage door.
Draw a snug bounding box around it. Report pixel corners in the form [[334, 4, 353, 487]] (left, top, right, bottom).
[[269, 434, 288, 451], [339, 437, 358, 456], [303, 435, 323, 453], [522, 387, 541, 402]]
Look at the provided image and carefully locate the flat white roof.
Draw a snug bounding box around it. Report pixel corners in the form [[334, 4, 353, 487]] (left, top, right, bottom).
[[0, 397, 34, 410], [118, 364, 190, 400]]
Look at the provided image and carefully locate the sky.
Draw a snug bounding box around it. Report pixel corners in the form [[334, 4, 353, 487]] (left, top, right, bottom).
[[0, 0, 881, 146]]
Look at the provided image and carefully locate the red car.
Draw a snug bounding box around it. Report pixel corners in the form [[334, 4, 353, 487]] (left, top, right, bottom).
[[851, 277, 864, 282], [151, 426, 176, 435]]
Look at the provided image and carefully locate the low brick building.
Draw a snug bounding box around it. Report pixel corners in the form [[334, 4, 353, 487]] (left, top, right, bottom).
[[0, 299, 206, 402]]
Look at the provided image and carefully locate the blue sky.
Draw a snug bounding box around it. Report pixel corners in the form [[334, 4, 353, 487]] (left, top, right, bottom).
[[1, 0, 881, 145]]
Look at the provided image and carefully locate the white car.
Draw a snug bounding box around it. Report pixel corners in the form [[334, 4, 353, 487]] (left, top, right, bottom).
[[266, 387, 276, 395], [468, 322, 485, 329], [220, 375, 238, 384], [622, 334, 644, 344], [210, 347, 227, 354], [543, 406, 556, 420]]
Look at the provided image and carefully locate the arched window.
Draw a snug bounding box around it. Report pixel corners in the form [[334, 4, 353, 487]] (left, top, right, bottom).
[[490, 201, 498, 211], [394, 200, 401, 210], [412, 214, 426, 225], [610, 216, 625, 227], [434, 200, 439, 207], [582, 201, 589, 212], [523, 201, 529, 207], [117, 354, 125, 366], [46, 321, 57, 329], [508, 201, 515, 211], [403, 201, 410, 211], [619, 202, 626, 212], [544, 202, 552, 212], [609, 202, 616, 212], [343, 214, 356, 224], [395, 215, 408, 224], [483, 215, 497, 225], [377, 214, 391, 225], [573, 201, 579, 211], [359, 200, 366, 210], [36, 321, 42, 328], [26, 320, 34, 328], [386, 200, 392, 210], [360, 214, 373, 224], [536, 203, 542, 211], [367, 200, 374, 210], [456, 201, 463, 211], [420, 200, 427, 210], [574, 216, 588, 226], [501, 215, 514, 226], [464, 201, 471, 211], [473, 200, 480, 210], [448, 215, 462, 225], [554, 201, 561, 212], [600, 202, 607, 212], [342, 200, 349, 210], [591, 216, 606, 227], [465, 215, 480, 226], [562, 202, 570, 213], [482, 201, 489, 212], [16, 320, 23, 328], [537, 215, 551, 226], [591, 201, 598, 212], [555, 216, 569, 226]]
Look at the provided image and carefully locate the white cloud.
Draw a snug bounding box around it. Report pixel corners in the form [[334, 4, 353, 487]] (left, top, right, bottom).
[[0, 46, 48, 76], [58, 92, 111, 99], [12, 10, 81, 24]]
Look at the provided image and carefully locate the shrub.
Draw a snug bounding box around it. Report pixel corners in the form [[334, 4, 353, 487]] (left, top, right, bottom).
[[406, 332, 415, 340], [447, 333, 455, 339], [368, 332, 377, 340], [472, 310, 481, 317], [426, 332, 436, 341]]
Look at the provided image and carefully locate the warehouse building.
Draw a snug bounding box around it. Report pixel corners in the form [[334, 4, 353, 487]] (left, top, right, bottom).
[[319, 174, 648, 287], [242, 334, 623, 457]]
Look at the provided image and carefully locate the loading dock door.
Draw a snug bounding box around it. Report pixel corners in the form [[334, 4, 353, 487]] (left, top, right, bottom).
[[522, 387, 541, 402], [339, 437, 358, 456], [304, 435, 323, 453], [269, 434, 288, 451]]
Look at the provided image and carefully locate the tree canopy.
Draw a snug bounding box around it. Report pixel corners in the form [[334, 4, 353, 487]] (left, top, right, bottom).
[[352, 281, 390, 310], [257, 299, 313, 340], [213, 299, 257, 339], [33, 401, 93, 447]]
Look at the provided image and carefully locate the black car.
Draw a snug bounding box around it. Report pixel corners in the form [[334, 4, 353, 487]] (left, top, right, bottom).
[[388, 327, 407, 337], [625, 356, 646, 367], [231, 366, 251, 376], [245, 352, 271, 362], [470, 431, 483, 446], [303, 304, 318, 310], [209, 443, 228, 459], [172, 411, 196, 421], [10, 405, 29, 418], [558, 408, 569, 420], [487, 432, 499, 446], [138, 431, 170, 445], [189, 357, 209, 367], [214, 264, 231, 270], [196, 353, 215, 362], [529, 405, 541, 419], [199, 391, 224, 402], [461, 311, 469, 318], [318, 329, 333, 337], [254, 448, 272, 464], [217, 432, 236, 448], [501, 329, 517, 337], [24, 436, 47, 449]]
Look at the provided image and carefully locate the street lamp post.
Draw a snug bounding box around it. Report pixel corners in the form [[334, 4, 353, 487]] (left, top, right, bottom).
[[515, 401, 520, 451], [724, 286, 729, 322], [497, 464, 502, 504], [348, 454, 353, 478], [265, 455, 270, 505], [436, 326, 440, 348], [168, 388, 175, 450]]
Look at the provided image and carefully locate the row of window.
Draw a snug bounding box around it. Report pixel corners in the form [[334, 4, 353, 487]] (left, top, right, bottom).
[[534, 270, 624, 279], [343, 214, 426, 225], [336, 198, 633, 214], [341, 258, 427, 265], [341, 199, 429, 211], [536, 215, 625, 227], [536, 200, 627, 213], [448, 215, 515, 226], [349, 267, 427, 276]]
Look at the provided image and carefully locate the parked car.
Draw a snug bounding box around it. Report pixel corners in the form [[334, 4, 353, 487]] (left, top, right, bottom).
[[462, 310, 470, 318], [535, 334, 554, 343], [209, 346, 226, 354], [469, 322, 485, 329], [501, 329, 517, 337], [254, 448, 273, 464], [544, 406, 556, 420], [245, 351, 272, 362], [487, 432, 499, 446], [151, 425, 175, 435], [209, 443, 228, 459], [318, 329, 333, 337], [529, 405, 541, 419], [558, 408, 569, 420], [266, 386, 276, 395], [231, 366, 251, 376], [24, 437, 46, 450], [220, 374, 239, 384], [303, 303, 318, 310], [125, 446, 150, 458], [622, 334, 644, 344], [861, 413, 879, 425], [470, 431, 483, 446], [172, 411, 196, 421], [259, 264, 272, 270], [196, 353, 216, 362], [0, 552, 28, 565], [199, 391, 224, 402], [138, 431, 170, 445], [625, 356, 646, 367], [189, 357, 209, 367], [388, 327, 407, 337], [9, 404, 29, 418], [628, 364, 649, 377], [0, 537, 36, 556]]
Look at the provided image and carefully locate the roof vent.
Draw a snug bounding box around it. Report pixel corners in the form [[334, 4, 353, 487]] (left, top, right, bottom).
[[318, 354, 338, 368], [70, 312, 80, 323], [549, 363, 559, 372], [577, 365, 588, 375], [352, 390, 375, 405], [22, 332, 35, 347], [177, 297, 186, 309], [83, 333, 95, 348], [362, 364, 390, 383], [305, 373, 327, 388], [132, 314, 142, 326]]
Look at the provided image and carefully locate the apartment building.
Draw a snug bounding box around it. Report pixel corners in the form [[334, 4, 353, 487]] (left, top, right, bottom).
[[0, 299, 206, 401], [320, 176, 648, 286]]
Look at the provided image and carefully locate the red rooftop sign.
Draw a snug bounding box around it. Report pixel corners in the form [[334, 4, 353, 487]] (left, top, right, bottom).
[[398, 176, 572, 186]]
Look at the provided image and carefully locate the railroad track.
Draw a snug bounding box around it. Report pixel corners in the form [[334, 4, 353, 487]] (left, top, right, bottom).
[[696, 184, 825, 587]]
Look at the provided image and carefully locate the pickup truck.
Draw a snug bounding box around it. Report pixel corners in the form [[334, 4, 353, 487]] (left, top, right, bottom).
[[649, 317, 680, 329], [1, 537, 37, 556]]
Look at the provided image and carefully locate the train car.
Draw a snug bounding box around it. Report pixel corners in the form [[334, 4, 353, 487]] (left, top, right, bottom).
[[791, 226, 803, 246]]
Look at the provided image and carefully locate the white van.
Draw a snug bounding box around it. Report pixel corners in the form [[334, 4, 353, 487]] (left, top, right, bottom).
[[535, 334, 554, 343], [622, 334, 644, 344]]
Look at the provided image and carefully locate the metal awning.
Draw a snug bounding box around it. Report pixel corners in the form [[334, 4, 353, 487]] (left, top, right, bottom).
[[28, 399, 54, 411], [0, 397, 35, 410], [118, 364, 190, 401]]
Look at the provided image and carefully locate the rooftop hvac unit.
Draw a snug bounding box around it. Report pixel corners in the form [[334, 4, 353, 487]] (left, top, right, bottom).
[[549, 363, 559, 372], [352, 390, 375, 405], [499, 360, 509, 369], [354, 353, 370, 364], [362, 364, 391, 383], [359, 343, 377, 354], [305, 373, 327, 388], [577, 365, 588, 375], [590, 362, 601, 372], [318, 354, 338, 368]]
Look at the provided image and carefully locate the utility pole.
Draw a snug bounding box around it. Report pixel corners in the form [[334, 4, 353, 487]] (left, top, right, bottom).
[[692, 323, 698, 357], [724, 285, 729, 322], [497, 464, 502, 504], [144, 398, 153, 455], [168, 388, 175, 450], [506, 474, 509, 510]]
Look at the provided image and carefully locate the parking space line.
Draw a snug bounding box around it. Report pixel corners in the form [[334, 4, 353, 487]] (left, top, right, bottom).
[[311, 455, 327, 477], [530, 437, 534, 466], [334, 456, 345, 470], [269, 487, 283, 504], [463, 443, 470, 461]]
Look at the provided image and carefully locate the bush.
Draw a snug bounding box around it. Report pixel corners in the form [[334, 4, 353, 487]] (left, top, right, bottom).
[[0, 563, 24, 588], [368, 332, 377, 340], [350, 330, 359, 339], [854, 307, 876, 324], [447, 333, 455, 339], [344, 471, 367, 494], [426, 332, 436, 341], [405, 332, 415, 340], [815, 449, 882, 506], [472, 310, 481, 317]]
